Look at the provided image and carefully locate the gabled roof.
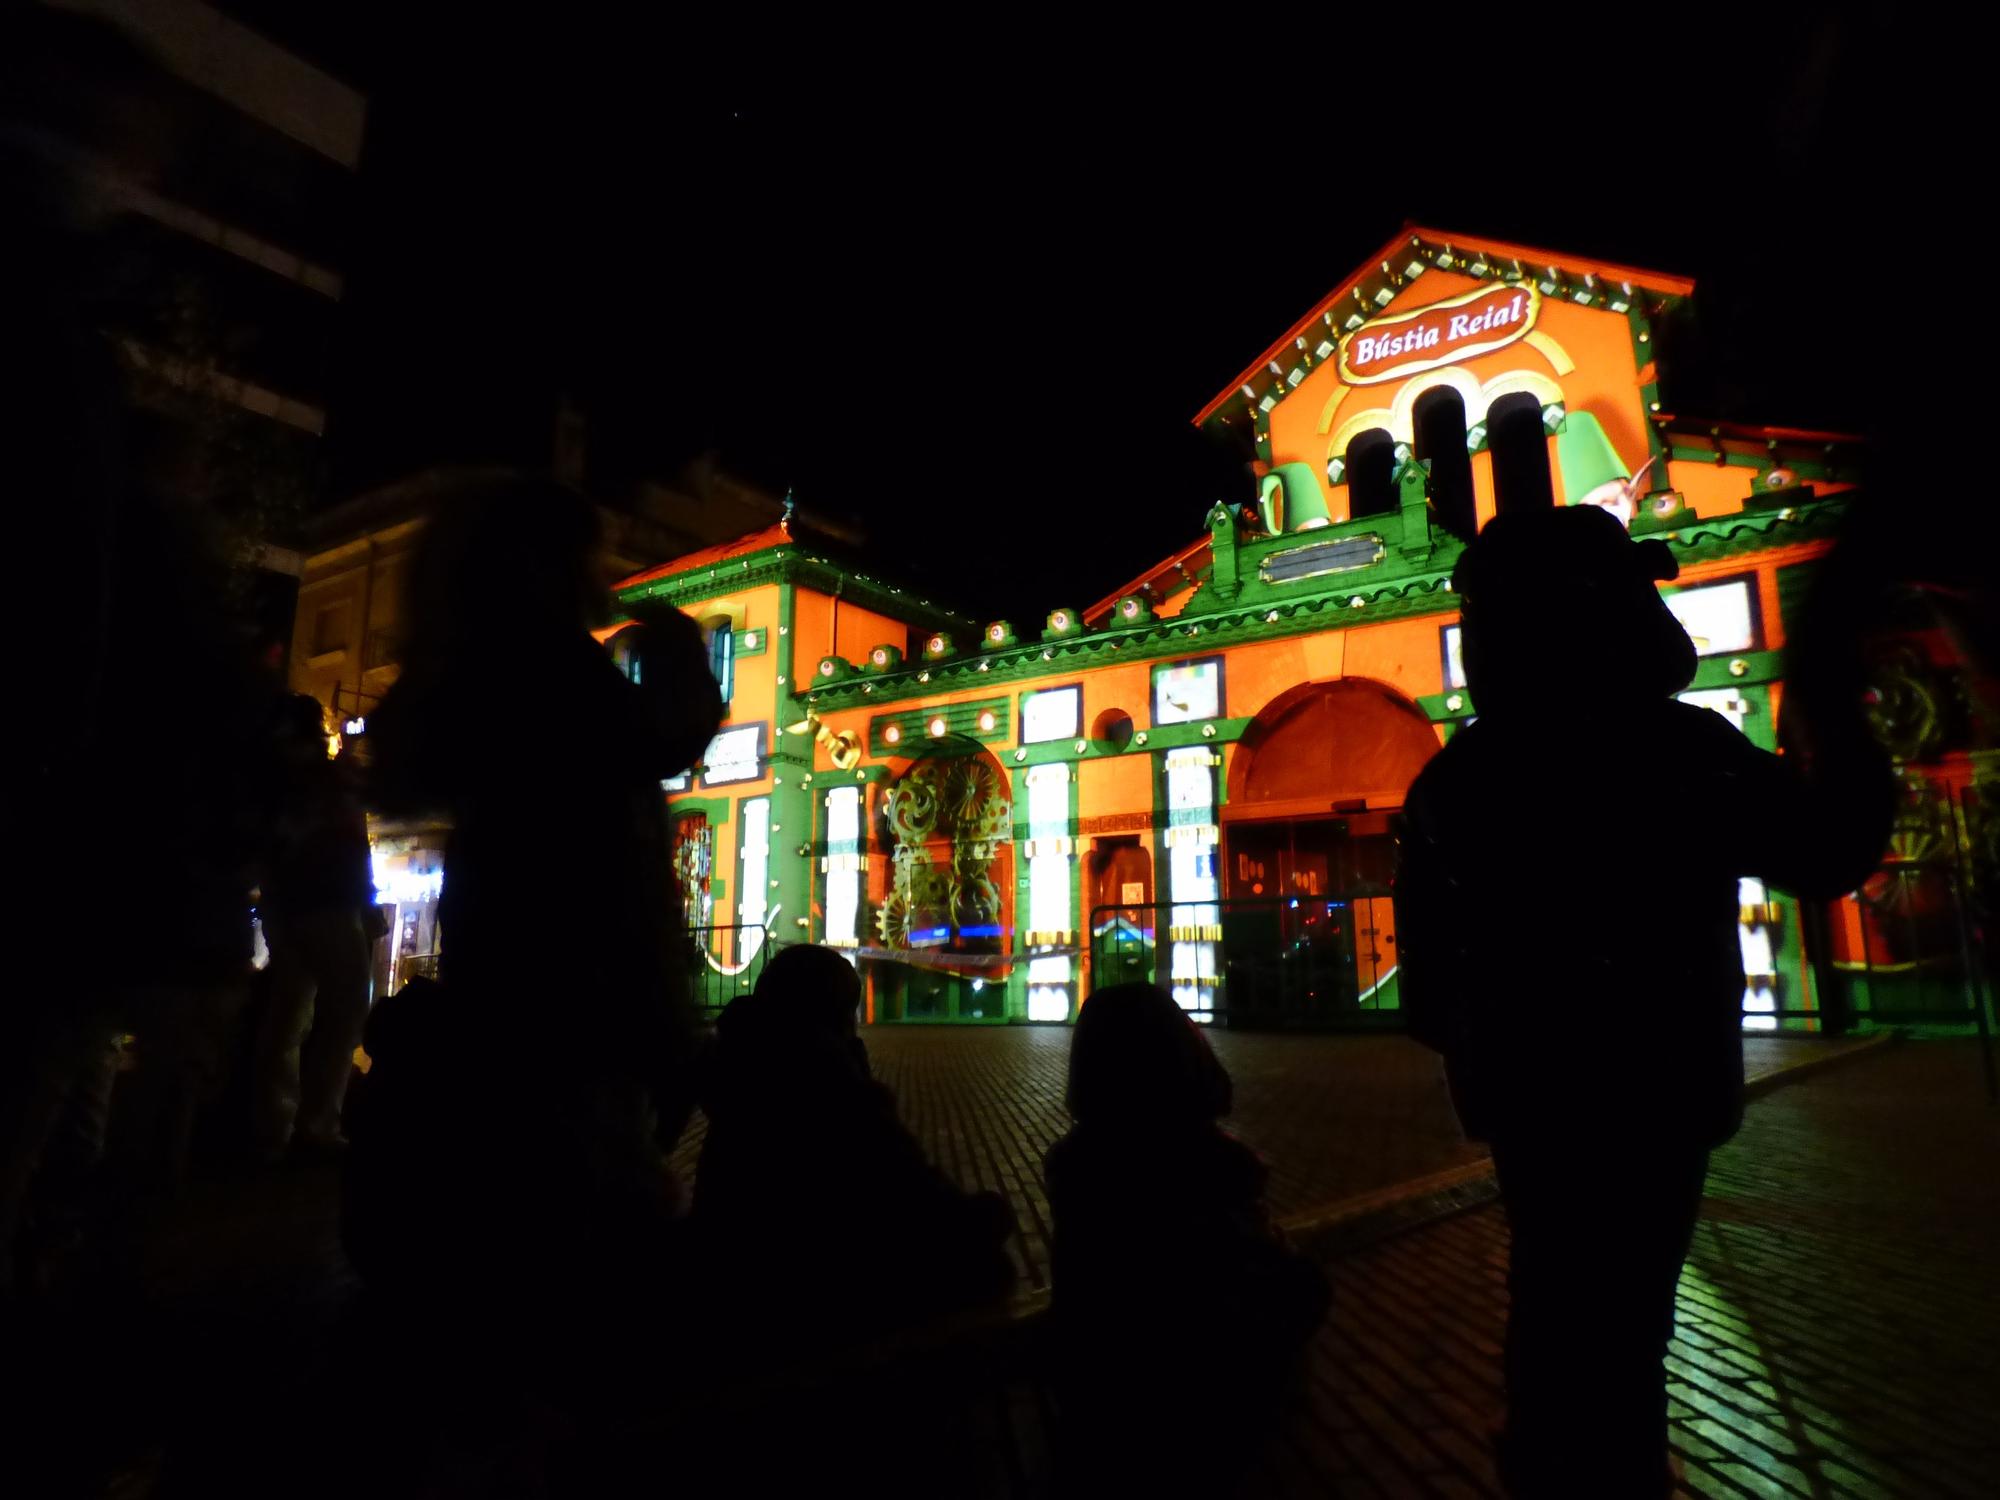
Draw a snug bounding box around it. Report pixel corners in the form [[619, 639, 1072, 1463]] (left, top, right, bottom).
[[610, 519, 971, 630], [614, 521, 794, 592], [1194, 225, 1696, 431], [1083, 534, 1213, 626]]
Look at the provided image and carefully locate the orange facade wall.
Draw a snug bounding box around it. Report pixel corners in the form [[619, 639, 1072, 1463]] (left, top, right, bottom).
[[1266, 270, 1651, 524], [1667, 459, 1758, 519], [789, 587, 921, 682], [680, 582, 783, 745]]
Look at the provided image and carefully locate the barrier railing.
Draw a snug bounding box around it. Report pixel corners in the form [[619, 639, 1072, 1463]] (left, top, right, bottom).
[[687, 923, 770, 1020], [1089, 893, 1400, 1031]]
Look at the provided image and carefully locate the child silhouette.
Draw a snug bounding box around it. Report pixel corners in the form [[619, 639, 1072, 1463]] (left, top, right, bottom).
[[1045, 983, 1328, 1492], [694, 944, 1016, 1353]]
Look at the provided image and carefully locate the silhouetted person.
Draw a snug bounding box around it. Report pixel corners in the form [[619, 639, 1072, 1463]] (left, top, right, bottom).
[[694, 944, 1016, 1352], [1045, 983, 1329, 1494], [252, 695, 381, 1164], [1, 8, 273, 1295], [353, 472, 721, 1388], [1396, 505, 1893, 1496]]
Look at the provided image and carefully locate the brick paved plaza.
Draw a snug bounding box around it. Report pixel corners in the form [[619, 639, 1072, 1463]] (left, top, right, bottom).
[[37, 1029, 1995, 1497], [673, 1028, 1884, 1290], [1238, 1039, 2000, 1499]]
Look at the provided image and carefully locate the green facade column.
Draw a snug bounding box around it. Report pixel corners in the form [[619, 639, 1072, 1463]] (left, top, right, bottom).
[[769, 580, 815, 951], [1009, 764, 1030, 1021]]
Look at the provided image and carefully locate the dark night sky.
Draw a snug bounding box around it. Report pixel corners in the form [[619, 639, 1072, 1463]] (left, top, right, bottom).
[[289, 14, 1948, 621]]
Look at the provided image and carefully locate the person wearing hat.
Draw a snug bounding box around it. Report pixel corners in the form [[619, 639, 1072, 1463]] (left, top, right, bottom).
[[1395, 503, 1892, 1496]]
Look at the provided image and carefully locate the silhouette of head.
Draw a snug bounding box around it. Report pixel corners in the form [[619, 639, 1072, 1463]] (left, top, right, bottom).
[[748, 943, 862, 1041], [1066, 983, 1232, 1128], [396, 470, 605, 690], [1451, 505, 1695, 714], [274, 693, 330, 764]]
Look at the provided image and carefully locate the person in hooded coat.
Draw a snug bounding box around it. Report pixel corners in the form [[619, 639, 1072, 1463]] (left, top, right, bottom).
[[1395, 504, 1893, 1496]]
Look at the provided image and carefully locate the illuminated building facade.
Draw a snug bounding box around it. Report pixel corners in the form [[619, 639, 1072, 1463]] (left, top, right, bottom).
[[621, 229, 1993, 1031]]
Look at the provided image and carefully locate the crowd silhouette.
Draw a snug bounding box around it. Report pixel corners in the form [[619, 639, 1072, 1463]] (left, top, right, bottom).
[[1, 11, 1948, 1498]]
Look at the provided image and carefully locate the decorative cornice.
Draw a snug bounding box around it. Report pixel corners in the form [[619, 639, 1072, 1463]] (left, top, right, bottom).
[[616, 544, 970, 629], [803, 492, 1850, 714]]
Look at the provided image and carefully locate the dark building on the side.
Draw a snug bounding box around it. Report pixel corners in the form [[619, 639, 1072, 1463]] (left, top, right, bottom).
[[11, 0, 370, 645]]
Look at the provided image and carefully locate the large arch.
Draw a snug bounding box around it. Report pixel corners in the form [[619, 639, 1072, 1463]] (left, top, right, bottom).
[[1218, 679, 1438, 1021], [1226, 678, 1441, 820]]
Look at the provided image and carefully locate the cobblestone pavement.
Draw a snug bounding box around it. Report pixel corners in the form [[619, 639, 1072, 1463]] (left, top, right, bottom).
[[48, 1025, 1915, 1497], [1241, 1039, 2000, 1498], [671, 1028, 1879, 1290]]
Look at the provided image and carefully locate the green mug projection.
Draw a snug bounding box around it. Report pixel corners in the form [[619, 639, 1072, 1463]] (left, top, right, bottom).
[[1257, 462, 1333, 534]]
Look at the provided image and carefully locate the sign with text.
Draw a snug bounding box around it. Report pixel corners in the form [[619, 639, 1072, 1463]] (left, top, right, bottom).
[[1338, 282, 1540, 386], [699, 722, 768, 787]]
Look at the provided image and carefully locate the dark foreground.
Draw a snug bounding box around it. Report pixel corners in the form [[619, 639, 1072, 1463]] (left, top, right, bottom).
[[10, 1033, 1991, 1497]]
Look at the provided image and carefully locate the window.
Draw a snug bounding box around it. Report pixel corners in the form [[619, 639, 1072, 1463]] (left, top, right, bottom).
[[1024, 764, 1075, 1021], [699, 723, 767, 787], [1163, 747, 1221, 1022], [823, 785, 865, 949], [737, 797, 771, 964], [311, 602, 348, 656], [1020, 685, 1082, 745], [705, 621, 735, 703], [1153, 657, 1223, 726], [1662, 577, 1759, 657], [1441, 624, 1465, 691], [1677, 688, 1778, 1030], [1738, 876, 1779, 1032]]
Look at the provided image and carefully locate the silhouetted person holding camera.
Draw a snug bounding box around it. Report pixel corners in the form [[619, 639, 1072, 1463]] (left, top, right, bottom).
[[694, 943, 1016, 1356], [1397, 504, 1892, 1496], [350, 473, 720, 1405], [1045, 982, 1329, 1494]]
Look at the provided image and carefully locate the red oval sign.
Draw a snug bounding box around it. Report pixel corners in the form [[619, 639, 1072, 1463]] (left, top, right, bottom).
[[1338, 282, 1541, 386]]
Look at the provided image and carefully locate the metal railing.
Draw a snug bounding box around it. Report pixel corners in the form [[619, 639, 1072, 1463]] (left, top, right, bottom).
[[687, 923, 770, 1021], [1089, 894, 1401, 1032]]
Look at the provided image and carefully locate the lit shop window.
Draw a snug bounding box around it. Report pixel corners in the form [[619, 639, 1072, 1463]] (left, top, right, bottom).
[[1024, 763, 1075, 1021], [737, 796, 771, 963], [370, 846, 444, 907], [1153, 657, 1223, 726], [1163, 747, 1221, 1023], [1662, 577, 1758, 657], [1021, 685, 1082, 745], [822, 784, 865, 949], [701, 723, 766, 788]]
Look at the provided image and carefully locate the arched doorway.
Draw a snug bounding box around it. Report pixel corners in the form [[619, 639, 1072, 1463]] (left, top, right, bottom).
[[1221, 680, 1441, 1025]]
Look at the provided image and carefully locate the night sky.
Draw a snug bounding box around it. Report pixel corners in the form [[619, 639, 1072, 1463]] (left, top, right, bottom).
[[289, 13, 1946, 621]]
